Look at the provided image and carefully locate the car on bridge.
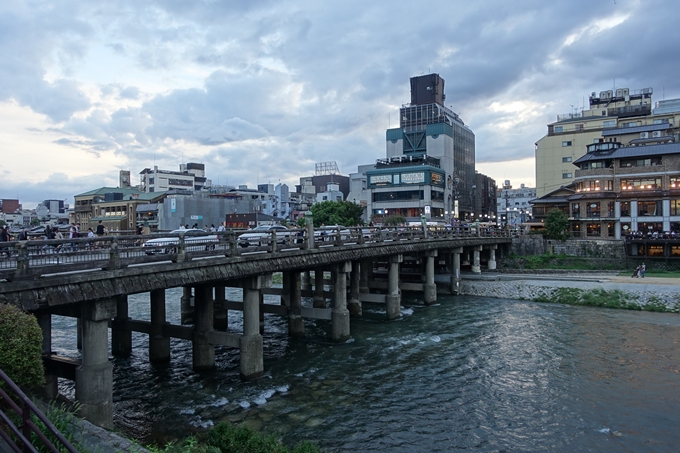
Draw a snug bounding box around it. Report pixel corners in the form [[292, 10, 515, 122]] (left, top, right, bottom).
[[314, 225, 352, 242], [237, 225, 294, 248], [142, 229, 219, 255]]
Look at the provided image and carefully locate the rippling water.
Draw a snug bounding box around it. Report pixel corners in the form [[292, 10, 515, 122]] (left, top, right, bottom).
[[51, 288, 680, 452]]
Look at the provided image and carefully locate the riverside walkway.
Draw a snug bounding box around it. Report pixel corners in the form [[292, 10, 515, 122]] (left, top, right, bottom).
[[0, 222, 512, 429]]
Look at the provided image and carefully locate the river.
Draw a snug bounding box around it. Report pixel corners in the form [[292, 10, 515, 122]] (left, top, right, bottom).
[[50, 287, 680, 452]]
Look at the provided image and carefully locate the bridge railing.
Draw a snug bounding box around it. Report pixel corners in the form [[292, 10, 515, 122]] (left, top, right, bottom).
[[0, 226, 514, 281]]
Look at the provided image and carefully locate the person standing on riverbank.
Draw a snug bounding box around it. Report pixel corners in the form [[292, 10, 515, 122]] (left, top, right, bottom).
[[640, 263, 646, 278]]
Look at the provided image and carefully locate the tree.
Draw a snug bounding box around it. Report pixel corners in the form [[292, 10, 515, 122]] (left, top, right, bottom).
[[0, 304, 44, 388], [383, 214, 406, 226], [309, 201, 364, 227], [545, 208, 568, 240], [30, 218, 41, 226]]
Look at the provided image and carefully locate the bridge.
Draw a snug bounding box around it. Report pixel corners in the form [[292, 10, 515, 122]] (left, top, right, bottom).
[[0, 219, 512, 429]]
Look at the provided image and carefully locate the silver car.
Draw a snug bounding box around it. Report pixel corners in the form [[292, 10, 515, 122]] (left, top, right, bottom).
[[237, 225, 292, 248], [143, 229, 218, 255]]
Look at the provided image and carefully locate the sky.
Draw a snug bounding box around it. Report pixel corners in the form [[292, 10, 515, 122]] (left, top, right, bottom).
[[2, 0, 680, 209]]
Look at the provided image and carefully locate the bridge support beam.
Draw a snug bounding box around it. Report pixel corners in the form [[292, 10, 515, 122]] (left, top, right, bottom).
[[76, 298, 116, 429], [332, 261, 351, 342], [360, 259, 370, 295], [348, 261, 362, 317], [423, 250, 437, 305], [193, 285, 214, 371], [111, 295, 131, 356], [471, 246, 482, 274], [386, 254, 402, 320], [214, 284, 228, 331], [450, 247, 463, 295], [181, 286, 194, 325], [150, 289, 170, 363], [487, 244, 497, 270], [37, 312, 58, 399], [288, 272, 305, 337], [302, 271, 312, 291], [241, 277, 264, 380], [313, 269, 326, 308]]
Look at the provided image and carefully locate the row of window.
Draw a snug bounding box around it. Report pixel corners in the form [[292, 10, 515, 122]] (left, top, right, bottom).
[[570, 200, 680, 217], [554, 118, 669, 135], [576, 177, 680, 191]]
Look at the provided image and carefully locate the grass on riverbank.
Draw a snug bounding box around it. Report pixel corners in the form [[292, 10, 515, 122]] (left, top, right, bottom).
[[502, 253, 625, 271], [533, 287, 680, 313], [150, 423, 322, 453]]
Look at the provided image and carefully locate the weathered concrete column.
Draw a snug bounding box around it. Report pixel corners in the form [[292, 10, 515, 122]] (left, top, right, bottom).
[[213, 284, 228, 331], [181, 286, 194, 325], [359, 259, 370, 294], [332, 262, 351, 342], [111, 295, 131, 356], [301, 271, 312, 291], [472, 246, 482, 274], [424, 250, 437, 305], [37, 312, 58, 399], [259, 291, 265, 335], [288, 272, 305, 337], [348, 261, 362, 317], [76, 299, 116, 429], [487, 244, 497, 270], [386, 254, 403, 320], [241, 276, 264, 380], [305, 211, 315, 249], [313, 269, 325, 308], [450, 247, 463, 295], [76, 318, 82, 351], [150, 289, 170, 363], [192, 285, 214, 371]]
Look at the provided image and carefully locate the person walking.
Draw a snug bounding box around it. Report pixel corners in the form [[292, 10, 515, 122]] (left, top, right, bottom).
[[0, 225, 10, 257], [640, 263, 646, 278]]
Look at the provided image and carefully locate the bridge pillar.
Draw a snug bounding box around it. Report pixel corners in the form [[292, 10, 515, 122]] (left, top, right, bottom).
[[302, 271, 312, 291], [111, 295, 131, 356], [76, 298, 116, 429], [450, 247, 463, 295], [386, 254, 403, 320], [332, 261, 351, 342], [241, 276, 264, 380], [214, 284, 228, 331], [181, 286, 194, 325], [259, 291, 265, 335], [487, 244, 497, 270], [348, 261, 362, 317], [37, 312, 58, 399], [77, 318, 82, 351], [150, 289, 170, 363], [472, 246, 482, 274], [305, 211, 315, 250], [281, 271, 291, 307], [423, 250, 437, 305], [193, 285, 214, 371], [360, 259, 370, 295], [313, 269, 326, 308], [288, 272, 305, 337]]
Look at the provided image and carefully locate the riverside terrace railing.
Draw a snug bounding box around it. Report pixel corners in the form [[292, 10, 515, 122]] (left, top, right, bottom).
[[0, 226, 517, 281], [0, 368, 78, 453]]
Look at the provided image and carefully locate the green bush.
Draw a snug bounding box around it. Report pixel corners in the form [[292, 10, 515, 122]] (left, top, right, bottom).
[[206, 423, 321, 453], [0, 304, 44, 388]]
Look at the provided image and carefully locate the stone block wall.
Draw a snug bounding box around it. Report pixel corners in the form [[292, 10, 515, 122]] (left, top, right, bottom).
[[509, 236, 625, 259]]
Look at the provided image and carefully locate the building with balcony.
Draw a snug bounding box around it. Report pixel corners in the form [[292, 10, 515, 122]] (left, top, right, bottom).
[[496, 180, 536, 226], [73, 187, 166, 232], [531, 141, 680, 241], [535, 87, 680, 197], [139, 163, 210, 193]]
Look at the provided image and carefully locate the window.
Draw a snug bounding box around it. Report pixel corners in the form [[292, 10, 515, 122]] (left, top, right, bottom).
[[607, 201, 615, 217], [571, 203, 580, 218], [581, 161, 606, 170], [620, 157, 662, 167], [562, 173, 572, 179], [372, 190, 424, 202], [670, 177, 679, 189], [554, 126, 563, 133], [603, 120, 616, 128], [562, 156, 572, 163], [638, 200, 663, 216], [620, 178, 662, 190], [562, 141, 572, 147], [607, 223, 615, 237], [587, 223, 601, 237], [620, 201, 630, 217], [622, 121, 639, 128], [653, 119, 669, 124], [671, 199, 680, 216], [575, 124, 584, 131], [586, 202, 600, 218]]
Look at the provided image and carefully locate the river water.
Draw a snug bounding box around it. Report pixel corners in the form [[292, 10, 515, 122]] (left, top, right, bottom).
[[51, 287, 680, 452]]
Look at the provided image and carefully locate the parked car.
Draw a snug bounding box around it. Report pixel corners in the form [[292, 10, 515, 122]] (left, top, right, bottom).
[[143, 229, 218, 255], [237, 225, 292, 248], [314, 225, 352, 242]]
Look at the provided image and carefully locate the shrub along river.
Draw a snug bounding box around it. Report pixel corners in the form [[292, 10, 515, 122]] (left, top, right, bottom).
[[51, 287, 680, 452]]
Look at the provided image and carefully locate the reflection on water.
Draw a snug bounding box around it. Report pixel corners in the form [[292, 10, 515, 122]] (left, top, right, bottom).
[[52, 289, 680, 452]]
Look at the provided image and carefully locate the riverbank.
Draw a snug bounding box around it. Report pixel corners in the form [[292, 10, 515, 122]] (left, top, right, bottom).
[[458, 272, 680, 312]]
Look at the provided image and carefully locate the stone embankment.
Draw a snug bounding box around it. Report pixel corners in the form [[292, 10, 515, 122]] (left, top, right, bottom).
[[459, 273, 680, 312]]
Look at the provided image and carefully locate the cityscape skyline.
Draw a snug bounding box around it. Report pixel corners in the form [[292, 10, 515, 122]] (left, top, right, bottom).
[[2, 0, 680, 208]]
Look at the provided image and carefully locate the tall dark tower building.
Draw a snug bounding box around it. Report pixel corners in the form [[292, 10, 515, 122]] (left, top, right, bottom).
[[366, 73, 475, 221]]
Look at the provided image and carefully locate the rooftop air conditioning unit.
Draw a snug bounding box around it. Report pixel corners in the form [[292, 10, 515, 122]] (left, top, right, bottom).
[[640, 132, 648, 139], [652, 131, 662, 138]]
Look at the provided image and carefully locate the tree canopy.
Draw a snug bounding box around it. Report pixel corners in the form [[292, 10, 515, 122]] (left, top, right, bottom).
[[545, 208, 568, 240], [309, 201, 364, 227]]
